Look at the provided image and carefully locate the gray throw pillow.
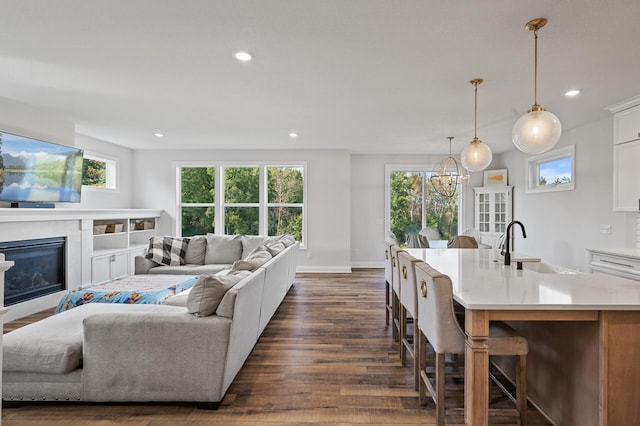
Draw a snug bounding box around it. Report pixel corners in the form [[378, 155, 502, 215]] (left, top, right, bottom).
[[145, 236, 188, 266], [240, 235, 276, 259], [186, 273, 244, 317], [231, 246, 273, 271], [278, 234, 296, 247], [184, 235, 206, 264], [204, 234, 243, 264], [265, 240, 286, 256]]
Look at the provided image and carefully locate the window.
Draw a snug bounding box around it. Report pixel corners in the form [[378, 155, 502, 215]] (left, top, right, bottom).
[[386, 166, 463, 246], [526, 145, 575, 193], [82, 152, 117, 190], [178, 163, 305, 244]]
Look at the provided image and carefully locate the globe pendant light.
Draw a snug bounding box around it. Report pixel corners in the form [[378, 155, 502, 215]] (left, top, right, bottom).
[[430, 137, 469, 200], [512, 18, 562, 154], [461, 78, 493, 172]]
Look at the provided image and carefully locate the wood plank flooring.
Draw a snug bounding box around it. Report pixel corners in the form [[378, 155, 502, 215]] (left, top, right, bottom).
[[2, 269, 551, 425]]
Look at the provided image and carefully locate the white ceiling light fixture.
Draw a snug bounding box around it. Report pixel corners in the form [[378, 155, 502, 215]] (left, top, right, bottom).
[[288, 131, 298, 138], [234, 50, 253, 62], [512, 18, 562, 155], [430, 137, 469, 200], [460, 78, 493, 172], [565, 89, 581, 97], [154, 132, 164, 138]]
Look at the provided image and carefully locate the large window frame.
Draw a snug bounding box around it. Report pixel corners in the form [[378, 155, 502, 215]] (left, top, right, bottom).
[[176, 161, 306, 247], [384, 164, 467, 245]]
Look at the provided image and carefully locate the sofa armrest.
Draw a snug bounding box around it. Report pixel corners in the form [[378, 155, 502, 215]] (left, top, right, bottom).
[[134, 256, 159, 274], [82, 311, 232, 402]]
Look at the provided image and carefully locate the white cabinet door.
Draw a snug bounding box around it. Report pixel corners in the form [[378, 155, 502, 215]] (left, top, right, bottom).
[[614, 105, 640, 144], [613, 139, 640, 211], [91, 251, 130, 284], [474, 186, 513, 247]]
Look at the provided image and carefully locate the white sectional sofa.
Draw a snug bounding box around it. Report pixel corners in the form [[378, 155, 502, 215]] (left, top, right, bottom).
[[2, 234, 299, 408]]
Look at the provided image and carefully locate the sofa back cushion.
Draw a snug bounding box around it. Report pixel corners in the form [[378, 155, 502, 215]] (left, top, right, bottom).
[[187, 271, 250, 317], [204, 234, 243, 264], [240, 235, 276, 259], [184, 235, 207, 264]]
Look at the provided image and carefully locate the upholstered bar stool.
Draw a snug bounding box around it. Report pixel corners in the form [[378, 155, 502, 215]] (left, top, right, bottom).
[[415, 261, 528, 426], [383, 241, 395, 326], [397, 250, 422, 390], [389, 244, 405, 343]]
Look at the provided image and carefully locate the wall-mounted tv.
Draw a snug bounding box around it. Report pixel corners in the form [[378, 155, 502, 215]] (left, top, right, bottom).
[[0, 131, 83, 204]]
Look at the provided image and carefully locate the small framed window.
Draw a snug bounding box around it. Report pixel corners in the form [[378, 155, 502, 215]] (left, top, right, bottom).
[[82, 152, 117, 190], [526, 145, 575, 193]]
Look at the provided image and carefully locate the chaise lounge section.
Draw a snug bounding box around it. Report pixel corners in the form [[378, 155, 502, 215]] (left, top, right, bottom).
[[3, 233, 299, 407]]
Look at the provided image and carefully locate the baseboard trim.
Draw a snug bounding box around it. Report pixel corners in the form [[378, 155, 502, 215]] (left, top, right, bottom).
[[296, 266, 352, 273], [350, 261, 384, 269]]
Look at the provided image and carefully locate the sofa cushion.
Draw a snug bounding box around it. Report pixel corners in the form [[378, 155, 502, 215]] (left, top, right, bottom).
[[184, 235, 206, 265], [240, 235, 276, 259], [187, 272, 247, 317], [146, 236, 188, 266], [232, 245, 273, 271], [204, 234, 243, 264], [265, 240, 286, 256]]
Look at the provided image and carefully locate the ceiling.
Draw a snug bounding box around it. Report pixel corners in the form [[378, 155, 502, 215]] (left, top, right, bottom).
[[1, 0, 639, 155]]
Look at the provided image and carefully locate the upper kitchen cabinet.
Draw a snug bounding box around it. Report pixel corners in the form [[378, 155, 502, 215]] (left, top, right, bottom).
[[608, 96, 640, 211]]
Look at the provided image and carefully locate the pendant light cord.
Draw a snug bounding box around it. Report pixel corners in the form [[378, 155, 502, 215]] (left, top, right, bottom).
[[533, 28, 538, 107], [474, 83, 478, 139]]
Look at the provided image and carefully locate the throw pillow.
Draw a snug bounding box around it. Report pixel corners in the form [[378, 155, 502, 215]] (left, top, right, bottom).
[[146, 236, 188, 266], [187, 273, 243, 317], [278, 234, 296, 247], [240, 235, 276, 259], [265, 240, 286, 256], [204, 234, 243, 264], [231, 245, 273, 271], [184, 235, 206, 264]]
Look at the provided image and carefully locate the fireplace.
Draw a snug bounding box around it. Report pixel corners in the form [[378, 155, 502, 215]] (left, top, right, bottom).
[[0, 237, 66, 306]]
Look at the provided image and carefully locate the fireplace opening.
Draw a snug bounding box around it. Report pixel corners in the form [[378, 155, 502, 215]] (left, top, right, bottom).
[[0, 237, 66, 306]]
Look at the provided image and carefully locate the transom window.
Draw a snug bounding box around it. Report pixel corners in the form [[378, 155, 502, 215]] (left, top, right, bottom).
[[82, 152, 117, 190], [177, 163, 305, 245]]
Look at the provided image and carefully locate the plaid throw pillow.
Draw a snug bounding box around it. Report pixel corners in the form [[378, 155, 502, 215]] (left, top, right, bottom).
[[146, 236, 189, 266]]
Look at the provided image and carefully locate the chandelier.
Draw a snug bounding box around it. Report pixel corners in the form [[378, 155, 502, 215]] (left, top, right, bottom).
[[430, 137, 469, 200], [512, 18, 562, 154]]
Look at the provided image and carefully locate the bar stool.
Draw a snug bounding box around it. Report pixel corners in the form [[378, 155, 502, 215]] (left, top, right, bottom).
[[415, 261, 528, 426], [389, 244, 405, 343], [397, 250, 422, 390]]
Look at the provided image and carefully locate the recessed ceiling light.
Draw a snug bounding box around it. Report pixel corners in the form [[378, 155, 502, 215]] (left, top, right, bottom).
[[288, 131, 298, 138], [234, 51, 253, 62], [154, 133, 164, 138], [565, 89, 581, 97]]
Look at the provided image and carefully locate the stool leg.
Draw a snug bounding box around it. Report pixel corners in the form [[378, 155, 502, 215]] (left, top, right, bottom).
[[392, 292, 399, 342], [413, 317, 419, 391], [385, 281, 390, 325], [517, 354, 527, 426], [418, 330, 428, 406], [435, 352, 445, 426], [400, 305, 407, 365]]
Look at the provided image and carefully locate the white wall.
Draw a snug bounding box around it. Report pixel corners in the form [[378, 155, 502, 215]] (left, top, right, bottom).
[[74, 134, 134, 209], [349, 154, 485, 268], [501, 116, 631, 271], [131, 149, 351, 272]]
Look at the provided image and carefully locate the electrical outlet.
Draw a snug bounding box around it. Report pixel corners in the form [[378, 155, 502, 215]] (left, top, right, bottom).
[[600, 224, 612, 234]]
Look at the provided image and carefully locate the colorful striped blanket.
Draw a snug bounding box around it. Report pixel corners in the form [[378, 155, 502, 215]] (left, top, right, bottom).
[[55, 274, 197, 313]]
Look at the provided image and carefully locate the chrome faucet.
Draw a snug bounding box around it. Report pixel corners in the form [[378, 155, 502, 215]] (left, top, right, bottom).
[[504, 220, 527, 266]]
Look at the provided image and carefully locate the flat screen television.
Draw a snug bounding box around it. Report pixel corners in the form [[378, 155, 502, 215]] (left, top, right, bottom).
[[0, 131, 83, 204]]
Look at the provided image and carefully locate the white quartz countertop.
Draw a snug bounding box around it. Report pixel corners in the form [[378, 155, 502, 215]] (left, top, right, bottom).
[[586, 247, 640, 260], [406, 248, 640, 311]]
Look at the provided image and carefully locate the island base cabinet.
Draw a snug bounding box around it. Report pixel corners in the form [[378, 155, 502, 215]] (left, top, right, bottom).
[[600, 311, 640, 425]]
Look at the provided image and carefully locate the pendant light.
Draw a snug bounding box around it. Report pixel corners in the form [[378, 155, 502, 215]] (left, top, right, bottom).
[[461, 78, 493, 172], [430, 137, 469, 200], [512, 18, 562, 154]]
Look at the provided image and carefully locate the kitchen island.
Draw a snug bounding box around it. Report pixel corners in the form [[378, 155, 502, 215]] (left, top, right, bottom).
[[407, 248, 640, 426]]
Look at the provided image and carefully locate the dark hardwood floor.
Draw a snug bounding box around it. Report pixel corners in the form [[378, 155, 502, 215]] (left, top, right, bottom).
[[2, 269, 551, 425]]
